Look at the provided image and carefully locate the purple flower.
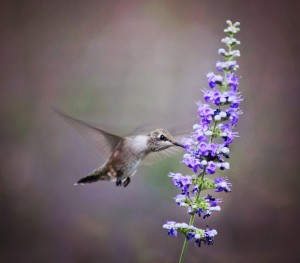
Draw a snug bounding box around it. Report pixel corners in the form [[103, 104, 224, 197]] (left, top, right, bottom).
[[216, 60, 239, 72], [203, 210, 211, 219], [208, 143, 218, 156], [169, 173, 194, 195], [204, 89, 230, 106], [193, 124, 208, 141], [198, 142, 209, 156], [182, 154, 201, 173], [207, 72, 223, 88], [226, 108, 242, 124], [218, 48, 240, 59], [169, 173, 184, 188], [181, 176, 193, 193], [219, 145, 230, 156], [214, 177, 232, 192], [168, 228, 177, 236], [206, 161, 217, 174], [181, 137, 196, 152], [203, 89, 214, 103], [175, 194, 188, 206], [163, 221, 178, 236], [213, 93, 222, 105], [186, 232, 195, 240], [218, 162, 230, 170], [204, 227, 217, 245], [227, 93, 240, 108], [196, 208, 203, 217], [227, 73, 239, 91], [197, 103, 214, 120], [194, 227, 217, 247], [219, 124, 239, 145], [205, 195, 222, 208], [192, 184, 199, 194]]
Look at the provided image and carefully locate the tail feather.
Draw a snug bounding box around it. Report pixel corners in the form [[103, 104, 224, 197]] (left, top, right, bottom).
[[75, 168, 110, 185], [76, 174, 100, 185]]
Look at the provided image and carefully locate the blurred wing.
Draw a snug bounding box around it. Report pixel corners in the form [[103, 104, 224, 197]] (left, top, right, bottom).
[[53, 109, 122, 159], [142, 146, 184, 166], [173, 130, 192, 140], [133, 118, 196, 137]]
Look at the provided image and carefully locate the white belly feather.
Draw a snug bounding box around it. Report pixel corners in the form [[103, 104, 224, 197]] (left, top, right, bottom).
[[123, 135, 148, 177]]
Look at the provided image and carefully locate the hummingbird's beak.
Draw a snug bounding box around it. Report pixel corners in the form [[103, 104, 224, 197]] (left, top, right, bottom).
[[172, 141, 185, 148]]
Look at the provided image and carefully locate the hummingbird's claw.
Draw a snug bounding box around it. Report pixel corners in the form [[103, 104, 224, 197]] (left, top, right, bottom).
[[123, 177, 131, 187], [116, 178, 122, 186]]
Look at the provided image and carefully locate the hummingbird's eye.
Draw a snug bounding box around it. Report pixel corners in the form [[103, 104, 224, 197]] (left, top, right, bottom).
[[159, 134, 166, 141]]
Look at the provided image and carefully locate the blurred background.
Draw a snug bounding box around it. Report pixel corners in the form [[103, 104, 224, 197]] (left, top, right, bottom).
[[1, 0, 299, 262]]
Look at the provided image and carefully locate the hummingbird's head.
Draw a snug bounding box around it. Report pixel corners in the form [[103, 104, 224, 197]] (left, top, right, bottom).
[[147, 129, 184, 152]]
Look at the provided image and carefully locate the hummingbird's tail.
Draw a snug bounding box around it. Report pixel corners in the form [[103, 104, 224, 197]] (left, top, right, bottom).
[[75, 167, 110, 185]]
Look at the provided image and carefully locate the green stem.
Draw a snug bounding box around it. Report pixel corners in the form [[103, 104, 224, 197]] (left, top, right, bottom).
[[178, 169, 206, 263]]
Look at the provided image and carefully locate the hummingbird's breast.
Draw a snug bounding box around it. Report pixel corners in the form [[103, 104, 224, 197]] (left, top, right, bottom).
[[128, 135, 149, 154], [106, 135, 148, 179]]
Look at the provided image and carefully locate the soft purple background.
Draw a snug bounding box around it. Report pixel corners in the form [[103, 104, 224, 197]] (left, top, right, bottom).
[[1, 1, 299, 262]]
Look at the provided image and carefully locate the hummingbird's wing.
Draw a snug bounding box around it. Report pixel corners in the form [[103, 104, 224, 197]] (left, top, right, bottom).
[[132, 117, 197, 136], [142, 146, 184, 166], [53, 109, 122, 159]]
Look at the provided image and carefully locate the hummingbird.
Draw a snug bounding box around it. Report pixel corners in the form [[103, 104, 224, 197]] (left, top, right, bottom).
[[54, 110, 185, 187]]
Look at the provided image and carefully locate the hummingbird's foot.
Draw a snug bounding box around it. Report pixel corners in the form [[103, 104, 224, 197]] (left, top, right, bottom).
[[123, 177, 131, 187], [116, 177, 122, 186]]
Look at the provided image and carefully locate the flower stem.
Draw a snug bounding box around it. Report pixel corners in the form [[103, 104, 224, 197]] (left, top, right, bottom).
[[178, 169, 206, 263], [179, 120, 216, 263]]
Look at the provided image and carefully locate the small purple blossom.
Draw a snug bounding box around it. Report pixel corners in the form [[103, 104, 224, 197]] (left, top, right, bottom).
[[205, 194, 222, 208], [198, 142, 209, 155], [218, 48, 240, 59], [197, 103, 214, 123], [226, 108, 242, 124], [208, 143, 218, 156], [214, 177, 232, 192], [168, 228, 177, 236], [181, 137, 196, 152], [227, 73, 239, 91], [181, 176, 193, 193], [227, 93, 240, 108], [186, 232, 195, 240], [192, 184, 199, 194], [163, 221, 178, 236], [196, 208, 203, 217], [203, 89, 240, 106], [194, 227, 218, 247], [206, 161, 217, 174], [204, 227, 218, 245], [169, 175, 194, 196], [218, 162, 230, 170], [219, 123, 239, 145], [203, 89, 214, 103], [193, 124, 208, 141], [182, 154, 202, 173], [216, 60, 239, 72], [175, 194, 188, 206], [207, 72, 223, 88]]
